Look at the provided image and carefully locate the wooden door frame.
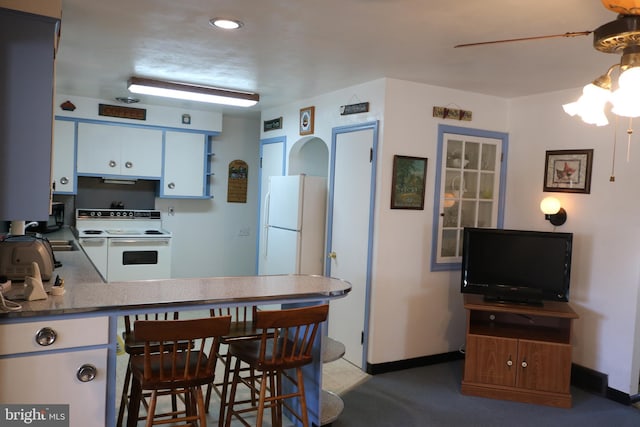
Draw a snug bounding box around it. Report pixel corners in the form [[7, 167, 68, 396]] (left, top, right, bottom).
[[325, 121, 379, 368]]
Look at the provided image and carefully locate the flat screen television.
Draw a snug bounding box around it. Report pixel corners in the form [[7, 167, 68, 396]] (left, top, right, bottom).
[[460, 227, 573, 305]]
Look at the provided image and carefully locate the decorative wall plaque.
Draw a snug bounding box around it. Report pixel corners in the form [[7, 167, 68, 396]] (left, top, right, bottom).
[[340, 102, 369, 115], [264, 117, 283, 131], [98, 103, 147, 120], [432, 106, 472, 121], [227, 160, 248, 203]]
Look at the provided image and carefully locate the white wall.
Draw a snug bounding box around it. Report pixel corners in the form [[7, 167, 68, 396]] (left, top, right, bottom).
[[156, 114, 261, 278], [369, 79, 509, 364], [259, 77, 640, 395], [260, 78, 510, 365], [508, 88, 640, 394]]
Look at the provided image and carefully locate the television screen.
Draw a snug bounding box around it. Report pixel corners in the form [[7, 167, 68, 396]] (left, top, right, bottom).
[[461, 227, 573, 305]]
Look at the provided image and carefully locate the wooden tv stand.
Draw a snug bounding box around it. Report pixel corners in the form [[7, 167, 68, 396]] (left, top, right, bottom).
[[461, 294, 579, 408]]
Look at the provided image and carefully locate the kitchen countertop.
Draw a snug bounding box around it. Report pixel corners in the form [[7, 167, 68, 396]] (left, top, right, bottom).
[[0, 227, 351, 318]]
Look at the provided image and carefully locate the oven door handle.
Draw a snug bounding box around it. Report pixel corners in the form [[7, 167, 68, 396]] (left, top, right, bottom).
[[108, 239, 171, 246], [79, 238, 107, 246]]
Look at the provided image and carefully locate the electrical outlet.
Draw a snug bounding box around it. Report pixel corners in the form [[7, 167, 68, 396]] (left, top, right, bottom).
[[168, 207, 175, 216]]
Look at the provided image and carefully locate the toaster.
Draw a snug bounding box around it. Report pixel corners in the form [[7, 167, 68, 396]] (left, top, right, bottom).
[[0, 235, 55, 281]]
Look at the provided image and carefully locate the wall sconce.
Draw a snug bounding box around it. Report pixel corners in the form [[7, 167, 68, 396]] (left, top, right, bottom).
[[127, 77, 259, 107], [540, 196, 567, 226]]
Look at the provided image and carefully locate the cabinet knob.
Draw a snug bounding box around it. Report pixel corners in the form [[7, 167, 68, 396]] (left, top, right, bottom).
[[76, 364, 97, 382], [35, 327, 57, 346], [506, 359, 513, 367], [521, 361, 528, 368], [125, 161, 133, 169], [168, 182, 176, 189], [60, 176, 69, 185], [328, 251, 337, 259], [109, 160, 117, 168]]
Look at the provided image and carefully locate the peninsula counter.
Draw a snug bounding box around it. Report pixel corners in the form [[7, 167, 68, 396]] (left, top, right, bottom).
[[0, 247, 351, 426]]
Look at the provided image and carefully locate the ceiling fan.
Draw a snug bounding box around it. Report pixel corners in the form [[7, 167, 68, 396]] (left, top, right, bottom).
[[455, 1, 640, 57], [457, 1, 640, 126]]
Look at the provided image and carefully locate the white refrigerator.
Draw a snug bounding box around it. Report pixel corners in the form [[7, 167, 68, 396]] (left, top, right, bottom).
[[259, 175, 327, 275]]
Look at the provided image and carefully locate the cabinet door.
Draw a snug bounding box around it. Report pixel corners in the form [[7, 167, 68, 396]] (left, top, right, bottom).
[[53, 119, 76, 194], [119, 126, 163, 178], [432, 125, 508, 270], [77, 123, 122, 175], [516, 339, 572, 393], [464, 334, 517, 387], [77, 123, 162, 178], [162, 131, 206, 197], [0, 348, 107, 427]]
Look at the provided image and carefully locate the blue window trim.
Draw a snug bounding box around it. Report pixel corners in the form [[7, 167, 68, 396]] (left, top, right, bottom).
[[430, 124, 509, 271]]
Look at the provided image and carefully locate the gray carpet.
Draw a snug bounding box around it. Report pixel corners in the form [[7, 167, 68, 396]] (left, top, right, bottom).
[[333, 360, 640, 427]]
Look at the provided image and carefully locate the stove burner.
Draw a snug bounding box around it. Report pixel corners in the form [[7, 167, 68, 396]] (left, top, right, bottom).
[[83, 230, 103, 235], [145, 230, 164, 235]]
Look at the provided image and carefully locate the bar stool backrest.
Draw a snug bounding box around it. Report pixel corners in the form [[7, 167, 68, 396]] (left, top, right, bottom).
[[134, 316, 231, 385], [255, 304, 329, 370]]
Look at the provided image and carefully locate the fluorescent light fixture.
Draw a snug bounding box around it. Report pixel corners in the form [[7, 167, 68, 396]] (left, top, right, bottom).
[[127, 77, 259, 107]]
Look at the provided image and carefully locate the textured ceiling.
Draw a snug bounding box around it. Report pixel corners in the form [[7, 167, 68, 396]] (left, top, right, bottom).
[[54, 0, 621, 116]]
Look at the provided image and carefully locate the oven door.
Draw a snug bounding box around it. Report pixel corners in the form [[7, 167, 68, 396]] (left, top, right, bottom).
[[107, 238, 171, 282], [78, 237, 108, 281]]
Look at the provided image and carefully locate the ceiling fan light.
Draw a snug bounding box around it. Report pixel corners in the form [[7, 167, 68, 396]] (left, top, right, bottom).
[[562, 101, 580, 116], [618, 66, 640, 90], [611, 88, 640, 117]]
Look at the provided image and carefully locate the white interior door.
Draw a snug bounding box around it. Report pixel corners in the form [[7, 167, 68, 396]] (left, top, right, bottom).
[[327, 123, 377, 367], [258, 139, 285, 274]]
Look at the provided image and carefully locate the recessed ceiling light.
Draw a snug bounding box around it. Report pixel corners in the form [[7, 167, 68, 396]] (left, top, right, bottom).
[[209, 18, 243, 30], [115, 96, 140, 104]]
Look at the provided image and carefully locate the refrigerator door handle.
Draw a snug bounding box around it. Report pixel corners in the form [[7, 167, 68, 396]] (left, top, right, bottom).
[[263, 191, 271, 257]]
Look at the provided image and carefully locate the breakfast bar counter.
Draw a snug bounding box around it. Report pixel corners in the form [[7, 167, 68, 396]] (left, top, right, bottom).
[[0, 245, 351, 426]]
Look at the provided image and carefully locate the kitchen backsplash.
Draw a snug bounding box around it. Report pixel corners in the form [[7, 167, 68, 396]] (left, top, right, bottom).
[[75, 177, 157, 211]]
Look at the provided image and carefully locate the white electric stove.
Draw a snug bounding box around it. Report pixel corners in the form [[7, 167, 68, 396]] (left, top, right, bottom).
[[75, 209, 172, 282]]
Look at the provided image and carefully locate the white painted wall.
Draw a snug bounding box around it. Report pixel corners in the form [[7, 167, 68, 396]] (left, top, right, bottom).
[[260, 76, 640, 395], [260, 78, 509, 364], [370, 79, 509, 364], [507, 88, 640, 394], [156, 114, 261, 278]]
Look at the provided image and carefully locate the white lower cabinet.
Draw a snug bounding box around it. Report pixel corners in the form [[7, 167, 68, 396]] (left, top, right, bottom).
[[0, 348, 108, 427], [0, 317, 109, 427]]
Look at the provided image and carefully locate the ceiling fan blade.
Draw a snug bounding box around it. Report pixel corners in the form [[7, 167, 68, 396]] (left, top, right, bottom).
[[454, 31, 593, 48]]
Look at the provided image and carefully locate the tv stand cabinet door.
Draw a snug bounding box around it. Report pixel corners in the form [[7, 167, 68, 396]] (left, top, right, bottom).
[[516, 339, 572, 393], [464, 334, 517, 387]]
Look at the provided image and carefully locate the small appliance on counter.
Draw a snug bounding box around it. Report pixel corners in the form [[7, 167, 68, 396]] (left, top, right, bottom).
[[0, 234, 57, 281], [26, 201, 65, 234]]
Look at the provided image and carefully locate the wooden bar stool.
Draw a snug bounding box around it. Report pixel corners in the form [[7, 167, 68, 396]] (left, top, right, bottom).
[[117, 312, 180, 427], [203, 306, 261, 424], [224, 304, 329, 427], [126, 315, 231, 427]]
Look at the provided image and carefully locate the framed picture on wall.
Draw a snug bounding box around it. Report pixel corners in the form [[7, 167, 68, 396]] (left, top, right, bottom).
[[299, 106, 315, 135], [543, 149, 593, 194], [391, 155, 428, 209]]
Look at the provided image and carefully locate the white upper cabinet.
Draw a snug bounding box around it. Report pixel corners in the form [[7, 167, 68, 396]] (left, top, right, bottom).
[[52, 119, 76, 194], [76, 122, 162, 178], [161, 131, 208, 198]]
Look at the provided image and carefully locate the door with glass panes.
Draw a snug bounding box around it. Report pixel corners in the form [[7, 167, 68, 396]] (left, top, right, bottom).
[[432, 126, 508, 270]]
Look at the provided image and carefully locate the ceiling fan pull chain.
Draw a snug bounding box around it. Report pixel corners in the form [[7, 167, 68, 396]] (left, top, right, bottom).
[[610, 116, 618, 182], [627, 117, 633, 163]]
